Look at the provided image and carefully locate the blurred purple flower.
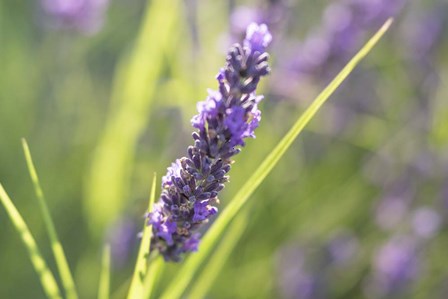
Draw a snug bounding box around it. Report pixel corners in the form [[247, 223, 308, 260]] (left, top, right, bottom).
[[375, 196, 409, 231], [41, 0, 109, 34], [327, 230, 359, 266], [277, 245, 328, 299], [230, 6, 263, 36], [412, 207, 441, 238], [191, 90, 223, 130], [366, 235, 420, 298], [276, 229, 361, 299], [161, 159, 182, 187], [244, 23, 273, 52], [147, 23, 271, 262], [405, 4, 447, 59], [442, 183, 448, 212], [228, 1, 287, 46], [106, 218, 138, 269]]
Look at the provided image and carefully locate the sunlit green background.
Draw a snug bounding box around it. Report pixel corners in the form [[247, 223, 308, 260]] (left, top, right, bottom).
[[1, 0, 448, 298]]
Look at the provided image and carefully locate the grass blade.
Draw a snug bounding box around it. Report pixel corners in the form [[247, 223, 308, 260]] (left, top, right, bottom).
[[160, 19, 394, 299], [84, 0, 181, 237], [0, 183, 62, 299], [98, 245, 111, 299], [22, 139, 78, 299], [127, 174, 159, 299], [142, 256, 164, 299], [187, 212, 248, 299]]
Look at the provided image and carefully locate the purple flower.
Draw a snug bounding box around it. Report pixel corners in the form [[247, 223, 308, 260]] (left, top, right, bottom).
[[106, 218, 138, 269], [148, 204, 177, 246], [365, 235, 420, 297], [375, 196, 409, 231], [41, 0, 109, 34], [230, 7, 263, 36], [161, 160, 182, 187], [183, 233, 200, 252], [225, 106, 248, 147], [193, 200, 218, 222], [244, 23, 273, 53], [276, 244, 328, 299], [147, 23, 271, 262], [412, 207, 441, 238], [327, 230, 359, 266], [228, 2, 287, 43], [191, 90, 223, 129], [247, 103, 262, 137], [404, 4, 447, 60]]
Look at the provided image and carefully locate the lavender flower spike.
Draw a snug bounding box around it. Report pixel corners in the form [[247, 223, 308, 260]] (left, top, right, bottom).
[[148, 23, 272, 262]]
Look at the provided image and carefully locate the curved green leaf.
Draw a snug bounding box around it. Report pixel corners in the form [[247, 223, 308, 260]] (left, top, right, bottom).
[[127, 175, 159, 299], [22, 139, 78, 299], [142, 256, 164, 299], [187, 211, 248, 299], [98, 245, 111, 299], [0, 183, 62, 299]]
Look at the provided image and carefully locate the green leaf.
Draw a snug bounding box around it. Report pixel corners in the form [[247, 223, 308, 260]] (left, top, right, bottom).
[[142, 256, 164, 299], [97, 245, 111, 299], [22, 139, 78, 299], [0, 183, 62, 299], [84, 0, 181, 237], [127, 174, 159, 299], [159, 18, 394, 299], [187, 211, 248, 299]]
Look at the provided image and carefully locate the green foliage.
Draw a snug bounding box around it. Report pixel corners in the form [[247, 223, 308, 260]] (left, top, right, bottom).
[[22, 139, 79, 299], [97, 245, 111, 299], [187, 210, 248, 299], [84, 0, 181, 237], [0, 184, 62, 299], [127, 175, 158, 299]]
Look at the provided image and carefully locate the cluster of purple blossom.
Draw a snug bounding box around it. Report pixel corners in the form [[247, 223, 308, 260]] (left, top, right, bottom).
[[147, 23, 272, 261]]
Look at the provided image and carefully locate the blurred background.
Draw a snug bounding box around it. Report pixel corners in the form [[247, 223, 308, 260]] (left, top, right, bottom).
[[1, 0, 448, 298]]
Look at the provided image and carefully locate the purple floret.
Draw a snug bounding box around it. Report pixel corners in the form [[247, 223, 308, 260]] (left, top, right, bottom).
[[191, 90, 223, 130], [193, 200, 218, 222], [225, 106, 248, 147], [183, 234, 201, 252], [148, 204, 177, 246], [244, 23, 273, 53], [147, 23, 272, 262], [161, 160, 182, 187]]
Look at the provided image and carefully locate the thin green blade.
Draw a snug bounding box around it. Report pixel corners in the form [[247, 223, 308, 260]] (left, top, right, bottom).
[[187, 211, 248, 299], [0, 183, 62, 299], [160, 19, 394, 299], [98, 245, 111, 299], [142, 256, 164, 299], [127, 174, 159, 299], [22, 139, 78, 299]]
